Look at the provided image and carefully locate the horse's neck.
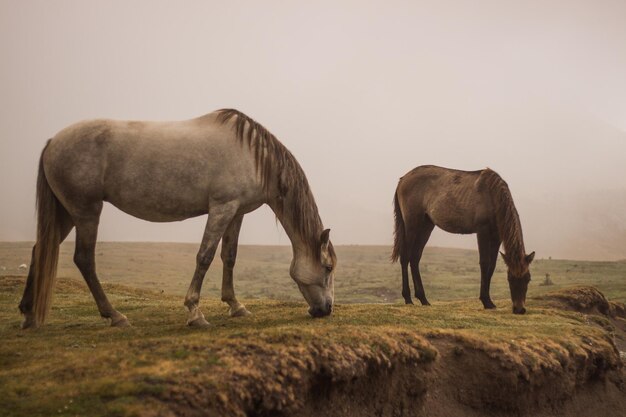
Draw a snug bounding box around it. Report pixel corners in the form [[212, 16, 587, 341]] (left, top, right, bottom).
[[268, 197, 319, 260], [501, 227, 525, 258], [497, 202, 526, 265]]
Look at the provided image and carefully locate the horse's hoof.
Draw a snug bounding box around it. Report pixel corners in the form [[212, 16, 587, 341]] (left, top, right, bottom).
[[187, 309, 210, 328], [21, 314, 38, 330], [481, 300, 497, 309], [230, 306, 251, 318], [187, 316, 210, 328], [111, 314, 131, 327], [404, 299, 414, 305]]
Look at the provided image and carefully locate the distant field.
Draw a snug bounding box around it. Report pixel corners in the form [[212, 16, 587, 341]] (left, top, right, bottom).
[[0, 242, 624, 305]]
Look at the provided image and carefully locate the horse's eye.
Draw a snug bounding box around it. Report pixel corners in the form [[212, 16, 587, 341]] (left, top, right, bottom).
[[325, 265, 333, 273]]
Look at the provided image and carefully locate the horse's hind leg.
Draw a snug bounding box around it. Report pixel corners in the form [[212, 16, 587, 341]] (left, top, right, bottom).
[[220, 215, 250, 317], [184, 202, 239, 327], [74, 216, 129, 327], [400, 256, 413, 304], [477, 229, 500, 309], [19, 217, 74, 328], [408, 217, 435, 306]]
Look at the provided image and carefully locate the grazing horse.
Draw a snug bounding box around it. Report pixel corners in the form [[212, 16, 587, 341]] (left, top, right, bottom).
[[391, 165, 534, 314], [19, 109, 337, 329]]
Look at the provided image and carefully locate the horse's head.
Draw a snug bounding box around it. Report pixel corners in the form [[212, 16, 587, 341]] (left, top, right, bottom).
[[290, 229, 336, 318], [501, 251, 535, 314]]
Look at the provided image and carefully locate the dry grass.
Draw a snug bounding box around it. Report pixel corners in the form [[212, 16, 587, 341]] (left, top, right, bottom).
[[0, 271, 622, 417]]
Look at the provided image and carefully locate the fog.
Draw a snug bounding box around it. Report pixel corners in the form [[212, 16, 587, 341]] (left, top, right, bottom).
[[1, 1, 625, 260]]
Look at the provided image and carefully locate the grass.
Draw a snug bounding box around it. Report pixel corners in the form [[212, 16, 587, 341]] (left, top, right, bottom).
[[0, 275, 621, 416], [0, 243, 624, 416]]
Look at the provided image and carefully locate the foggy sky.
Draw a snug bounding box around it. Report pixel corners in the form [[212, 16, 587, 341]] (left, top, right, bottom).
[[1, 1, 625, 261]]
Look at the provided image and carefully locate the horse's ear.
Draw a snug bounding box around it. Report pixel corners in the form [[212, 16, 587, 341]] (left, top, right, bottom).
[[320, 229, 331, 253], [525, 251, 535, 264], [500, 251, 510, 265], [320, 229, 331, 246]]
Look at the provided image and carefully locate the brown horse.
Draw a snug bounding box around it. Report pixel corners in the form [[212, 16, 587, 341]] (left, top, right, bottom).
[[391, 165, 534, 314], [19, 109, 336, 329]]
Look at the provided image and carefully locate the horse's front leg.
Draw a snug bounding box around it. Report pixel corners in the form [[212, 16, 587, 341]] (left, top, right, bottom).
[[477, 230, 499, 309], [184, 202, 239, 327], [220, 215, 251, 317]]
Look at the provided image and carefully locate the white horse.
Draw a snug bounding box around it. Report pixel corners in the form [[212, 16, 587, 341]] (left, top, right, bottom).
[[20, 109, 336, 329]]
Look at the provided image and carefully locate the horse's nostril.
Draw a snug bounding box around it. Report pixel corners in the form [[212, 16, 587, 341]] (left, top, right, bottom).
[[309, 302, 333, 318]]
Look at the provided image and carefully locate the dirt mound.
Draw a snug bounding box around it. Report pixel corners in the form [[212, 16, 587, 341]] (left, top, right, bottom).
[[538, 286, 626, 355], [424, 333, 624, 417], [539, 286, 625, 318], [148, 331, 437, 417], [141, 329, 625, 417]]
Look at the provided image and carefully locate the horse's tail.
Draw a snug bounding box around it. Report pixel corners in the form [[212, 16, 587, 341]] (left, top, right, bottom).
[[391, 188, 405, 263], [32, 140, 69, 326]]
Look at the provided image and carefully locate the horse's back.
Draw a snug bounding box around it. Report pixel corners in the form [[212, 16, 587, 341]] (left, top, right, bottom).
[[42, 113, 262, 221], [397, 165, 483, 199], [396, 165, 489, 233]]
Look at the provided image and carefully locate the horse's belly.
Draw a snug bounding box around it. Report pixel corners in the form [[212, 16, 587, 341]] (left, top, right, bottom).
[[428, 201, 477, 235], [436, 220, 475, 235], [105, 187, 209, 222], [103, 170, 263, 222]]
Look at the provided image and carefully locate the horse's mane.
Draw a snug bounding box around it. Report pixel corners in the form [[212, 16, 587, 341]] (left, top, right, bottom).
[[478, 169, 527, 274], [216, 109, 324, 257]]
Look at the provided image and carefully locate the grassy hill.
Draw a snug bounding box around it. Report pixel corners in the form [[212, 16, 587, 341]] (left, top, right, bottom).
[[0, 243, 624, 416]]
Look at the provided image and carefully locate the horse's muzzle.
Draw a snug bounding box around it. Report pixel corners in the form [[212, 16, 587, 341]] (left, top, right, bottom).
[[309, 300, 333, 318]]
